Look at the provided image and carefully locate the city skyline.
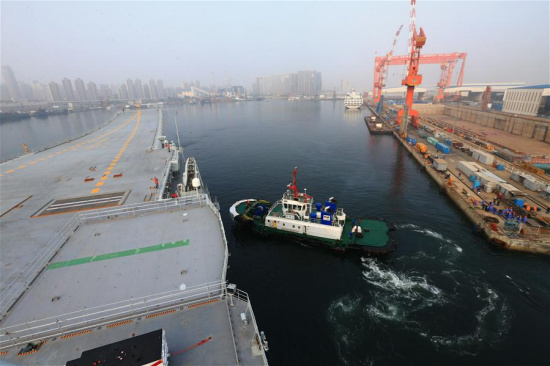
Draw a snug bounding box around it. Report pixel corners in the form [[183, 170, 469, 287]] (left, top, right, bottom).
[[1, 1, 548, 92]]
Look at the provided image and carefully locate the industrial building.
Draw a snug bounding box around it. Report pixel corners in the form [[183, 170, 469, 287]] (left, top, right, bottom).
[[502, 85, 550, 117]]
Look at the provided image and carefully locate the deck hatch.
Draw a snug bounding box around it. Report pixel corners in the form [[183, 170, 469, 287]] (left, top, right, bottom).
[[32, 191, 130, 217]]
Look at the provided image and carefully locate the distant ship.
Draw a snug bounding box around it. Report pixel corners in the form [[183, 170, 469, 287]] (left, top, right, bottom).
[[344, 90, 364, 109]]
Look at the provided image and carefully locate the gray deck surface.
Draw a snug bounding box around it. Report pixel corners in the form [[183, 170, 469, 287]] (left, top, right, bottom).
[[0, 296, 264, 365], [1, 205, 225, 327], [1, 109, 170, 294], [0, 109, 267, 365]]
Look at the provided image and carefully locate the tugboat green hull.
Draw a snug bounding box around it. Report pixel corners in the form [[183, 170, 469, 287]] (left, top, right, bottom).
[[230, 199, 395, 255]]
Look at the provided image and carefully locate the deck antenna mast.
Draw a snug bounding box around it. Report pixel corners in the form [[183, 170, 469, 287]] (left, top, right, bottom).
[[287, 167, 299, 198], [174, 110, 183, 156]]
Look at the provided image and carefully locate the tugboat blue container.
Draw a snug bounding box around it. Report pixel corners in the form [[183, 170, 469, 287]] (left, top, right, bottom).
[[436, 142, 450, 154]]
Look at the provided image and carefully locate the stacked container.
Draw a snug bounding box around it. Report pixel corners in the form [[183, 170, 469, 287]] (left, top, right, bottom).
[[472, 150, 495, 165], [427, 137, 438, 146], [436, 143, 450, 154]]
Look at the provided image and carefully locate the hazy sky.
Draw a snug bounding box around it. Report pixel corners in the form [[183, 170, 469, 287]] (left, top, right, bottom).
[[2, 1, 549, 91]]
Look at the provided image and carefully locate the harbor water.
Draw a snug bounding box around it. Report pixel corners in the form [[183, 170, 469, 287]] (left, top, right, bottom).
[[3, 101, 549, 365], [0, 109, 115, 162]]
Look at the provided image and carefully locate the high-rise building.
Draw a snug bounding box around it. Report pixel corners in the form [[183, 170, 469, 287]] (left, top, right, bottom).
[[126, 79, 136, 100], [143, 84, 151, 99], [1, 65, 22, 101], [149, 79, 158, 99], [110, 84, 119, 100], [19, 82, 34, 100], [87, 81, 99, 101], [210, 73, 216, 93], [0, 84, 10, 100], [32, 81, 48, 101], [295, 71, 321, 96], [255, 70, 321, 97], [119, 84, 129, 100], [48, 81, 63, 102], [62, 78, 76, 101], [340, 79, 350, 93], [74, 78, 88, 101], [156, 79, 165, 99], [99, 84, 111, 100], [134, 79, 143, 99], [164, 87, 173, 98]]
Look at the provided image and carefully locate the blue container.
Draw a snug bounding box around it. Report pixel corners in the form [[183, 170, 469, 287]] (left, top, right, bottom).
[[436, 142, 450, 154], [410, 138, 417, 146], [497, 164, 505, 171], [469, 175, 477, 182], [514, 199, 525, 207], [444, 138, 453, 146], [321, 211, 332, 225], [473, 180, 481, 188]]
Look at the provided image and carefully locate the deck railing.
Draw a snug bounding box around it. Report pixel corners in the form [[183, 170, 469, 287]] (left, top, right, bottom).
[[0, 214, 83, 320], [234, 288, 269, 365], [0, 195, 209, 322], [79, 194, 207, 222], [0, 280, 226, 350]]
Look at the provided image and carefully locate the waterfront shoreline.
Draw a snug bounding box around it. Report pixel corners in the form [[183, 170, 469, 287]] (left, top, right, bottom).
[[366, 104, 550, 256]]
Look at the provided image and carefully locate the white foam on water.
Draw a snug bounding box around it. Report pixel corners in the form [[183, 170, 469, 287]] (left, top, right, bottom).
[[455, 245, 463, 253], [396, 223, 421, 230], [430, 284, 512, 355], [410, 251, 436, 260], [362, 258, 443, 300], [413, 228, 446, 241], [327, 294, 364, 365]]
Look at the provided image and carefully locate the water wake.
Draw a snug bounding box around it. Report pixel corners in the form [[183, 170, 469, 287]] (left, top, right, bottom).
[[347, 259, 512, 356], [430, 284, 512, 355]]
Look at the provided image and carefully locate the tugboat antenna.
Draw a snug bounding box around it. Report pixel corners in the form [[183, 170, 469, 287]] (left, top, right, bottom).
[[288, 167, 299, 198]]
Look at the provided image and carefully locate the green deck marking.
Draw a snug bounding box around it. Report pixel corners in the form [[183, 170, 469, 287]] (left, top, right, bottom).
[[48, 239, 189, 269]]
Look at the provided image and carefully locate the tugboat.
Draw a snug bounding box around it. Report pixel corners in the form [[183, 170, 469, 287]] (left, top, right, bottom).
[[230, 167, 395, 255]]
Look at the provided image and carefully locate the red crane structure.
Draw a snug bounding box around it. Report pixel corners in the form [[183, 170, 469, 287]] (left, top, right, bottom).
[[373, 25, 403, 105], [481, 86, 492, 111], [398, 0, 426, 137], [373, 52, 467, 105]]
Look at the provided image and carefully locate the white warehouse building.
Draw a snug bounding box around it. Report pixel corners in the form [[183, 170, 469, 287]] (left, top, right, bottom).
[[502, 85, 550, 117]]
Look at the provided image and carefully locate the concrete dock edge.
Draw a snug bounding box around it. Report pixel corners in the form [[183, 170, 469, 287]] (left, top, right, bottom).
[[366, 105, 550, 255]]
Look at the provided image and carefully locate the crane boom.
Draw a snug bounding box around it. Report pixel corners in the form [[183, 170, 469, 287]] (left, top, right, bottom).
[[373, 25, 403, 104], [398, 0, 426, 137]]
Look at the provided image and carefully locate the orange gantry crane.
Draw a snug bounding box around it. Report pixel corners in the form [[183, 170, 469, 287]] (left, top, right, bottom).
[[373, 52, 467, 105]]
